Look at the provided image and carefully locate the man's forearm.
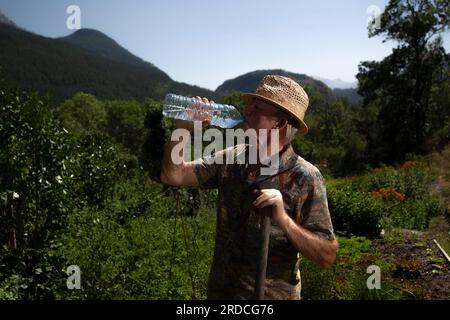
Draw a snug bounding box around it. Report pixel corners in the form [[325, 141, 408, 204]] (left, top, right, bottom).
[[160, 129, 190, 185], [277, 212, 338, 269], [254, 189, 338, 269]]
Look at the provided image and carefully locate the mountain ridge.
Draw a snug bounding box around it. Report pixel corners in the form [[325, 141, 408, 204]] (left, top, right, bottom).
[[0, 11, 361, 106], [216, 69, 362, 105], [312, 75, 357, 90], [0, 22, 219, 104], [215, 69, 335, 103], [0, 10, 18, 28], [59, 28, 169, 79]]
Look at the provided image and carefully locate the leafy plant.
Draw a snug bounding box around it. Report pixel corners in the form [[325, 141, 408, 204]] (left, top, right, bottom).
[[327, 186, 383, 238]]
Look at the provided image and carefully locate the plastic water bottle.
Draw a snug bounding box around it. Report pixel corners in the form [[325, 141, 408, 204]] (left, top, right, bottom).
[[162, 93, 244, 128]]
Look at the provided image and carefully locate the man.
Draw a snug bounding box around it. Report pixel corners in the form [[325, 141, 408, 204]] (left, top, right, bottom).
[[160, 75, 338, 300]]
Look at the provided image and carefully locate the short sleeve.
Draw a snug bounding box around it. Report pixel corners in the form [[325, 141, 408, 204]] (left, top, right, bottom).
[[295, 170, 335, 240], [193, 146, 238, 189], [193, 155, 220, 188]]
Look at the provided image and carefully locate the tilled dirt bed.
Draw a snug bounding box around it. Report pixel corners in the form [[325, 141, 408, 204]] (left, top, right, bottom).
[[371, 230, 450, 300]]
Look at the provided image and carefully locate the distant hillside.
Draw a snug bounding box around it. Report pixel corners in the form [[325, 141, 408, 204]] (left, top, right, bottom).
[[0, 23, 218, 104], [312, 76, 357, 90], [59, 29, 168, 76], [215, 69, 335, 104], [0, 11, 18, 28], [333, 88, 362, 104]]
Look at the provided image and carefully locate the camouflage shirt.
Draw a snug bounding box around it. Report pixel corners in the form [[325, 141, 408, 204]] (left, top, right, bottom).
[[193, 143, 335, 300]]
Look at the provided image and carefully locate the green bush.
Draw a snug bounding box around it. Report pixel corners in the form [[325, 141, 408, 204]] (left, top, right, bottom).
[[301, 236, 369, 300], [57, 94, 167, 178], [0, 275, 21, 300], [0, 78, 219, 299], [384, 196, 446, 231], [0, 80, 79, 299], [357, 162, 445, 230], [327, 186, 383, 238], [56, 92, 108, 137], [59, 201, 216, 300], [361, 162, 434, 199], [301, 236, 406, 300]]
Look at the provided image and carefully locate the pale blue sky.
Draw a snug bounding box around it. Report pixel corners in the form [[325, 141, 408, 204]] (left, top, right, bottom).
[[1, 0, 449, 90]]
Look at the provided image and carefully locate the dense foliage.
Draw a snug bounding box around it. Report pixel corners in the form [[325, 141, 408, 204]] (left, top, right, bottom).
[[328, 160, 445, 238], [0, 79, 216, 299], [0, 0, 449, 300], [1, 78, 445, 299], [357, 0, 450, 163]]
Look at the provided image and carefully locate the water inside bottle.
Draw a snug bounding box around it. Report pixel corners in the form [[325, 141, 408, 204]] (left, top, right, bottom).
[[162, 93, 244, 128]]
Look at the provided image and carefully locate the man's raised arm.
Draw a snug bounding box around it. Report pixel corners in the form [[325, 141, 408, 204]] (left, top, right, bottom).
[[160, 119, 200, 187]]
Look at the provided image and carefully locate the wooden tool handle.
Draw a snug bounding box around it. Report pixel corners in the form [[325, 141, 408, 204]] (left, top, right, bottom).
[[254, 207, 271, 299]]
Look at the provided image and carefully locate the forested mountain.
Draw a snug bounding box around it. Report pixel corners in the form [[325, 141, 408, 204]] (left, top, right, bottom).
[[332, 88, 362, 104], [0, 23, 219, 104], [59, 29, 169, 76], [215, 69, 336, 103], [0, 18, 360, 107], [0, 10, 18, 28]]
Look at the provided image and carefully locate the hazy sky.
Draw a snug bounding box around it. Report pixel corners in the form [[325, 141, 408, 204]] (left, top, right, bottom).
[[1, 0, 449, 90]]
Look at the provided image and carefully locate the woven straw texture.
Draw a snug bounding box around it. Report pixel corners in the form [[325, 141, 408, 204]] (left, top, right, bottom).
[[243, 75, 309, 134]]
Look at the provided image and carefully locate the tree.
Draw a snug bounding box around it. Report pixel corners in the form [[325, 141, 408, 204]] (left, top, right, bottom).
[[0, 78, 126, 298], [357, 0, 450, 162], [56, 92, 107, 137], [104, 99, 147, 154], [295, 97, 367, 176], [0, 78, 77, 298]]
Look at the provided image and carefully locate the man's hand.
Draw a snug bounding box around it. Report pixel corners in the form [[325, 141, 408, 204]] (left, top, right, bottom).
[[253, 189, 289, 227], [253, 188, 338, 269], [175, 96, 213, 131]]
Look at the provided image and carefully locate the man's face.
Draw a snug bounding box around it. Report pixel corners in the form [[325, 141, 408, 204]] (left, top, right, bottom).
[[240, 99, 281, 132], [240, 99, 284, 163]]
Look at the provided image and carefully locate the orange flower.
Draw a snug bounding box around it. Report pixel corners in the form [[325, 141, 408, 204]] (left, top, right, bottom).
[[370, 187, 406, 201], [369, 191, 382, 199], [400, 160, 425, 170]]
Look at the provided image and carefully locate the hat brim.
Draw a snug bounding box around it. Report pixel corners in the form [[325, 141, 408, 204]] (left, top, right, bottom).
[[242, 93, 308, 134]]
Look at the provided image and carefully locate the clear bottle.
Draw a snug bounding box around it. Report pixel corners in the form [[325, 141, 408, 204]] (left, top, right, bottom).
[[162, 93, 244, 128]]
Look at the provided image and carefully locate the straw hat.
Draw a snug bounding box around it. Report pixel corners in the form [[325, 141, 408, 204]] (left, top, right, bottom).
[[242, 75, 309, 134]]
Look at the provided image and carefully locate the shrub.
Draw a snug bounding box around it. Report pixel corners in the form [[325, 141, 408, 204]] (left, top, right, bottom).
[[59, 202, 216, 300], [0, 79, 219, 299], [0, 275, 21, 300], [383, 196, 446, 231], [361, 162, 433, 199], [300, 236, 363, 300], [301, 236, 406, 300], [0, 80, 78, 299], [351, 162, 445, 231], [327, 186, 383, 238]]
